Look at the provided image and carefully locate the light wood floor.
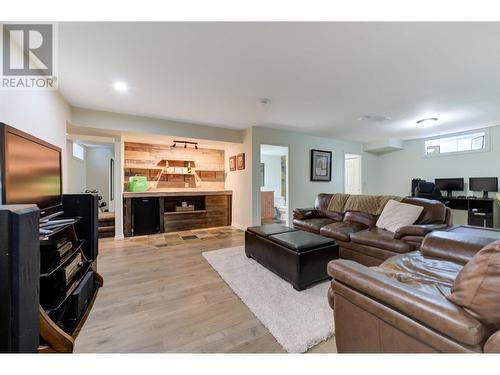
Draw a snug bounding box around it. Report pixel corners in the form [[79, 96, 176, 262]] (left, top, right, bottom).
[[75, 227, 337, 353]]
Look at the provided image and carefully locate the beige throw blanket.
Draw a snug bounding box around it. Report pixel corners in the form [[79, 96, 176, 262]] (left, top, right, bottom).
[[327, 194, 402, 215]]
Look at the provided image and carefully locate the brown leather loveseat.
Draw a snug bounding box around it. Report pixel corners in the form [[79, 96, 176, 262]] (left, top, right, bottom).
[[293, 193, 451, 266], [327, 232, 500, 353]]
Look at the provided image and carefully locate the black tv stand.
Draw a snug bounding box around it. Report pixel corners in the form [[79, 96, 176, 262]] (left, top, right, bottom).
[[0, 193, 101, 353], [39, 210, 64, 223]]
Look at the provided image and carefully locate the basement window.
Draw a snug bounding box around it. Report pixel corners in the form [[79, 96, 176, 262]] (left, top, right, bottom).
[[72, 141, 85, 160], [424, 130, 488, 157]]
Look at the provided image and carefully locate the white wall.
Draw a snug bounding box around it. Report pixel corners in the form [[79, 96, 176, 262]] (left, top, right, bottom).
[[260, 154, 282, 196], [66, 140, 87, 194], [377, 125, 500, 197], [71, 107, 243, 143], [0, 91, 70, 191], [86, 146, 115, 211], [251, 126, 379, 225], [224, 128, 253, 229]]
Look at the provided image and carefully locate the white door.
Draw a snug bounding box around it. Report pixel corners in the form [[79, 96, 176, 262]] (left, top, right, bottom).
[[345, 154, 362, 194]]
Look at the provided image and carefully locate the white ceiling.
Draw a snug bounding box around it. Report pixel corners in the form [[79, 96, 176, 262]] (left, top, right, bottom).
[[59, 22, 500, 143]]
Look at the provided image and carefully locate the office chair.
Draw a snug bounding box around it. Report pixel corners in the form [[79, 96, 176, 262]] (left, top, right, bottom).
[[414, 180, 442, 200]]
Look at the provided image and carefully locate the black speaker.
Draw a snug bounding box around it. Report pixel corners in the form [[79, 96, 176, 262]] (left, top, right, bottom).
[[0, 205, 40, 353], [62, 194, 99, 261], [411, 178, 422, 197]]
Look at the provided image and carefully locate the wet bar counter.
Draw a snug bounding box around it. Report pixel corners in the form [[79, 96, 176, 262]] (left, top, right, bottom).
[[123, 190, 232, 236]]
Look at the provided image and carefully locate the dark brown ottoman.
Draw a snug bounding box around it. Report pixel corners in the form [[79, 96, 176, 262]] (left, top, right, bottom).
[[245, 225, 339, 290]]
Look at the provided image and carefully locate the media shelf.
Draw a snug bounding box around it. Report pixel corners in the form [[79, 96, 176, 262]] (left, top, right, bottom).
[[440, 197, 500, 228], [40, 239, 84, 277], [38, 216, 103, 353]]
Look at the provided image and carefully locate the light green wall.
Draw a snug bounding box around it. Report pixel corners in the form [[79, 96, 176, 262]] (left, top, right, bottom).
[[261, 154, 283, 196], [251, 126, 380, 225], [66, 140, 87, 194], [86, 146, 115, 211], [376, 125, 500, 197]]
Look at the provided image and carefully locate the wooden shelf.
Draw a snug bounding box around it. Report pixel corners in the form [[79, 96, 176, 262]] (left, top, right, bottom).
[[164, 210, 207, 216], [193, 168, 226, 173], [124, 163, 164, 170]]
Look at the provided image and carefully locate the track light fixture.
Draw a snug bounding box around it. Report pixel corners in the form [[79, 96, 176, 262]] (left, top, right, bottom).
[[171, 140, 199, 149]]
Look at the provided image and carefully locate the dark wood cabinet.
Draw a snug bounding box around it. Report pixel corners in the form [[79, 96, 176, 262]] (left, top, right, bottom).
[[123, 191, 232, 236]]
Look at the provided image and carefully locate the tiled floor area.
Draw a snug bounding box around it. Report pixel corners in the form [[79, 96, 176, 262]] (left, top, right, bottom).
[[128, 227, 244, 248]]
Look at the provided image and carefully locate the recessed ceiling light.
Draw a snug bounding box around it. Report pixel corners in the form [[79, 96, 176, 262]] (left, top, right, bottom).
[[416, 117, 438, 126], [358, 115, 391, 122], [113, 81, 128, 93]]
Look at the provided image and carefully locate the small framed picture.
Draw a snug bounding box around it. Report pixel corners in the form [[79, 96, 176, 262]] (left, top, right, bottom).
[[229, 155, 236, 171], [236, 153, 245, 170], [310, 149, 332, 182]]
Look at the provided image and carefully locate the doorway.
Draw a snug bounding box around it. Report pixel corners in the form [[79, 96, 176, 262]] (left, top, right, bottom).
[[260, 144, 289, 225], [66, 135, 117, 238], [344, 153, 362, 195]]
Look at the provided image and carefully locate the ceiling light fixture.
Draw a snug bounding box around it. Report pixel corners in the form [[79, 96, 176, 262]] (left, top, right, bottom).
[[113, 81, 128, 93], [358, 115, 391, 122], [416, 117, 439, 126], [171, 140, 199, 149]]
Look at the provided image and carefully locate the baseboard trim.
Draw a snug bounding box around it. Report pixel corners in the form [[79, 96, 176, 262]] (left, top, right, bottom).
[[231, 223, 247, 231]]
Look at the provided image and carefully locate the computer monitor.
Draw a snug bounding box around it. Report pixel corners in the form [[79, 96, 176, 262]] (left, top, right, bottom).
[[469, 177, 498, 198], [434, 178, 464, 197]]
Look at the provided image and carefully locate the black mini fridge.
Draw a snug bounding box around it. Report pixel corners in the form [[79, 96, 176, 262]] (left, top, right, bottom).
[[132, 198, 160, 236]]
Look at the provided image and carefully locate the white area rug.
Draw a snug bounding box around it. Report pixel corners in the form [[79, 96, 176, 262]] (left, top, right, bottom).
[[202, 246, 334, 353]]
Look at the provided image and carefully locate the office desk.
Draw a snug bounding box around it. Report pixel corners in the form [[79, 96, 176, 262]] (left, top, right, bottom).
[[439, 197, 499, 228]]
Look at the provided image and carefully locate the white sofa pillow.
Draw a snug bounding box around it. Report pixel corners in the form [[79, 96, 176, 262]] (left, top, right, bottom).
[[376, 199, 424, 233]]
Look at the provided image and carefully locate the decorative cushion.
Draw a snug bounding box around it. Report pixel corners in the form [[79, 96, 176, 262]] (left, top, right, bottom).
[[376, 199, 423, 233], [448, 240, 500, 327]]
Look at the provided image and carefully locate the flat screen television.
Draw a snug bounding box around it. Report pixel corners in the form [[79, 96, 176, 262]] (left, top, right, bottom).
[[469, 177, 498, 198], [434, 177, 464, 197], [0, 123, 62, 218]]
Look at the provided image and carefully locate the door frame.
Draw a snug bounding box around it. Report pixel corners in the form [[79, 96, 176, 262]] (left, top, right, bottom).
[[343, 152, 362, 195], [259, 143, 290, 226]]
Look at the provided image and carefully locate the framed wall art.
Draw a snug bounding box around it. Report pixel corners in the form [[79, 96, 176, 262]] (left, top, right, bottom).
[[310, 149, 332, 182]]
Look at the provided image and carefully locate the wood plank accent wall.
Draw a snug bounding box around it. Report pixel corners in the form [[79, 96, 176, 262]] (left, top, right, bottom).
[[124, 142, 225, 190]]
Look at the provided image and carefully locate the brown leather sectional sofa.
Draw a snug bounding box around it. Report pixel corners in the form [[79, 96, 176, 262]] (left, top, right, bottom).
[[328, 232, 500, 353], [293, 193, 452, 266]]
